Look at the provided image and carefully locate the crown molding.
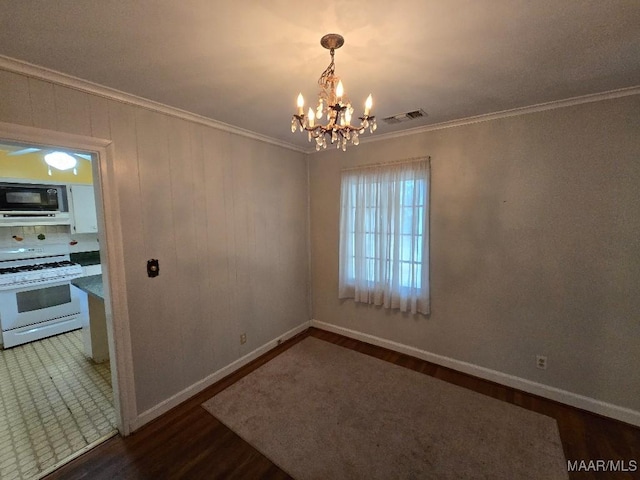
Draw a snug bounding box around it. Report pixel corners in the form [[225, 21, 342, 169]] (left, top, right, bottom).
[[0, 55, 307, 154], [3, 55, 636, 156], [357, 85, 640, 147]]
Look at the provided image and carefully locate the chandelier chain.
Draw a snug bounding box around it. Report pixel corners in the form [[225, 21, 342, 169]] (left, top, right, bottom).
[[319, 48, 336, 87]]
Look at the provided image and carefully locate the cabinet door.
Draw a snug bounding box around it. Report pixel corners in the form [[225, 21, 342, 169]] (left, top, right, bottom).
[[69, 185, 98, 233]]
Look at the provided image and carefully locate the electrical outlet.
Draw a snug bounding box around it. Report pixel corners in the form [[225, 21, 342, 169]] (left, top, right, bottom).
[[536, 355, 547, 370], [240, 333, 247, 345]]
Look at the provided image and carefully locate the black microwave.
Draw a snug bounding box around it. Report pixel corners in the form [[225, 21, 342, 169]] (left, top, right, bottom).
[[0, 183, 64, 212]]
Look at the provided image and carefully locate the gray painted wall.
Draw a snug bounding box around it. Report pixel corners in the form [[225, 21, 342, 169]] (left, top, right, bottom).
[[0, 69, 310, 414], [309, 95, 640, 412]]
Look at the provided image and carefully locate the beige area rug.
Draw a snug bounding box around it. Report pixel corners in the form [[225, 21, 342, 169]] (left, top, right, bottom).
[[202, 337, 568, 480]]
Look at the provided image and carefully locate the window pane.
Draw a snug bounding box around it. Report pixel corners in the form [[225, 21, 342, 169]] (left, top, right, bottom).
[[414, 234, 423, 261], [416, 180, 425, 206], [365, 233, 374, 258], [400, 235, 412, 262], [367, 258, 375, 282], [403, 180, 414, 206], [401, 262, 413, 287]]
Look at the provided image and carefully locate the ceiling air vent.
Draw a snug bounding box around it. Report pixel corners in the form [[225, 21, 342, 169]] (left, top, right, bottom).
[[382, 109, 428, 125]]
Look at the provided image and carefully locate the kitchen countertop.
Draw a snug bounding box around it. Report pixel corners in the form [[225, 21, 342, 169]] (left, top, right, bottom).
[[72, 274, 104, 300], [71, 251, 101, 266]]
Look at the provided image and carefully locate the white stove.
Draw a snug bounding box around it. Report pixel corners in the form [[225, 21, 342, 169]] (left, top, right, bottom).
[[0, 244, 84, 348]]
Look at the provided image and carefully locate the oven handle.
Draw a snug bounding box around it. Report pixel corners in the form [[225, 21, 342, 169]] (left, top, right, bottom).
[[0, 278, 79, 293]]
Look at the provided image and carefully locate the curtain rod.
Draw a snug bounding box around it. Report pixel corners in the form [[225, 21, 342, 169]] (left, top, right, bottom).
[[341, 156, 430, 172]]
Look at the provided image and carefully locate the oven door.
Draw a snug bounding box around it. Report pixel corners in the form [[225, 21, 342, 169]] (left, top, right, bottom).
[[0, 280, 81, 332]]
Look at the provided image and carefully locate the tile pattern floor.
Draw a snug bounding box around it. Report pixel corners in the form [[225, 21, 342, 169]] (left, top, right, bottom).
[[0, 330, 115, 480]]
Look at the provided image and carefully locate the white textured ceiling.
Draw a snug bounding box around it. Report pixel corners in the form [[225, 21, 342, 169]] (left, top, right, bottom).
[[0, 1, 638, 150]]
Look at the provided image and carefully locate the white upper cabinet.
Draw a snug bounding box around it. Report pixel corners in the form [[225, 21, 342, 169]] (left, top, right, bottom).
[[69, 184, 98, 233]]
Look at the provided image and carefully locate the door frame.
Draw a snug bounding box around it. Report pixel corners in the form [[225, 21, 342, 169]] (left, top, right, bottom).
[[0, 120, 136, 435]]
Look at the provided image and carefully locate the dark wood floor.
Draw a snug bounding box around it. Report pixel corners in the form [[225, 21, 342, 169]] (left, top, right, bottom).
[[46, 327, 639, 480]]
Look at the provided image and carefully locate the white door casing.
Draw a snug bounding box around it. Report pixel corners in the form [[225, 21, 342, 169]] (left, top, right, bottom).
[[0, 120, 137, 436]]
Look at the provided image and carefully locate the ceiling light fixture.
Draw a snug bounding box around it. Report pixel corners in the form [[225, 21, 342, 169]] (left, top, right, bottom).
[[291, 33, 376, 151], [44, 151, 78, 175]]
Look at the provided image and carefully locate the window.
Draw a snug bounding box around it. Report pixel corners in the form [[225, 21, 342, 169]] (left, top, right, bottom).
[[339, 158, 430, 314]]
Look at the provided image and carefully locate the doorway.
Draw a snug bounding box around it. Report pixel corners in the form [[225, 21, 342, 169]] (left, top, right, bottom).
[[0, 124, 133, 478]]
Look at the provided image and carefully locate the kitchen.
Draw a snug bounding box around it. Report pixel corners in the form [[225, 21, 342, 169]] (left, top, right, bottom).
[[0, 142, 116, 479]]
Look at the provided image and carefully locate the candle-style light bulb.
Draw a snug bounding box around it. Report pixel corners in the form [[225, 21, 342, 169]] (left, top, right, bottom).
[[345, 108, 352, 125], [336, 80, 344, 103], [297, 93, 304, 115], [308, 108, 315, 127], [364, 94, 373, 116]]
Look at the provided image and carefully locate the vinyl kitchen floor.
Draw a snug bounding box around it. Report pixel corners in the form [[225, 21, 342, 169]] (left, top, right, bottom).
[[0, 330, 116, 480]]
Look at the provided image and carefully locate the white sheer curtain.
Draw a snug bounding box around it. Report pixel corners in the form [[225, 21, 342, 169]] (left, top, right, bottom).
[[339, 158, 430, 314]]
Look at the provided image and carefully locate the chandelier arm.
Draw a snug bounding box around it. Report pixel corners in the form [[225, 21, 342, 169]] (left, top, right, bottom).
[[293, 114, 305, 129]]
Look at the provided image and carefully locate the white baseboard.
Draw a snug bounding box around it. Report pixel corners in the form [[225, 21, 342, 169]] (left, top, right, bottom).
[[131, 320, 311, 431], [310, 319, 640, 427]]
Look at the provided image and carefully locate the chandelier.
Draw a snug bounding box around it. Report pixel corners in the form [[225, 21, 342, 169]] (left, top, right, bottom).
[[291, 33, 376, 151]]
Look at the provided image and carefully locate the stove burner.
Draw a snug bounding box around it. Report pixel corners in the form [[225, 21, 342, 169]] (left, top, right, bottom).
[[0, 260, 77, 275], [0, 267, 20, 275]]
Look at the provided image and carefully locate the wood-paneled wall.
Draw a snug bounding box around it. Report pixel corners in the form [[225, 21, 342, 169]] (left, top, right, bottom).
[[0, 69, 309, 416]]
